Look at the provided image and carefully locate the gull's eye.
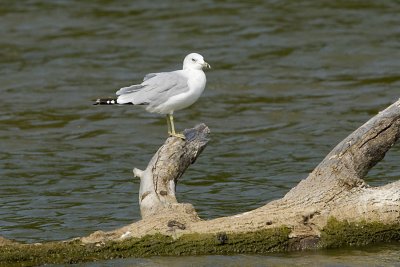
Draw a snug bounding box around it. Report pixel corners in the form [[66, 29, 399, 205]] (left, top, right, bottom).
[[191, 58, 197, 62]]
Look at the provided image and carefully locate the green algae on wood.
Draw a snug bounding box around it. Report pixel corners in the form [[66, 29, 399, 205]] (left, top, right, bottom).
[[0, 227, 290, 266], [321, 217, 400, 248], [2, 219, 400, 266]]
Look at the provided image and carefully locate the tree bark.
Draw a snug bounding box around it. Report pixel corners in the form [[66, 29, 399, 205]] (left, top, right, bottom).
[[1, 100, 400, 265]]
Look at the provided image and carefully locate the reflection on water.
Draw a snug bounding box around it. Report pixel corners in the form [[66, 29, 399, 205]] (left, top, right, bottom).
[[74, 243, 400, 267], [0, 0, 400, 263]]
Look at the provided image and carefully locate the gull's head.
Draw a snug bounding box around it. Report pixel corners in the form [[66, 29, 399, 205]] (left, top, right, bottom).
[[183, 53, 211, 70]]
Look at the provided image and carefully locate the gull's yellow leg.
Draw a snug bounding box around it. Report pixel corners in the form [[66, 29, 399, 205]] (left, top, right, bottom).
[[166, 115, 172, 135], [168, 113, 185, 140]]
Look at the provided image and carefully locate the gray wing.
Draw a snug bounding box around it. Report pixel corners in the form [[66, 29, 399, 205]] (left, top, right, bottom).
[[116, 84, 144, 96], [143, 73, 157, 81], [116, 71, 189, 106], [115, 73, 158, 96]]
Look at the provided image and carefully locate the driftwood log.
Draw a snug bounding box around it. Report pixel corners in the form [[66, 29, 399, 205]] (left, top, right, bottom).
[[1, 99, 400, 265]]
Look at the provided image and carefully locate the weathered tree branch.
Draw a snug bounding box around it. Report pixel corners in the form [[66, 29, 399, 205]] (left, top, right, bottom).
[[80, 98, 400, 243], [1, 100, 400, 265], [133, 123, 209, 219], [283, 100, 400, 203]]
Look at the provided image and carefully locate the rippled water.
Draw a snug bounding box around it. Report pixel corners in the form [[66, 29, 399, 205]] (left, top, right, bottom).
[[75, 243, 400, 267], [1, 0, 400, 264]]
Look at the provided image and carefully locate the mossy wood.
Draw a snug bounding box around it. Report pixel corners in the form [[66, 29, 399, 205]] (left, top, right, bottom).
[[1, 100, 400, 265]]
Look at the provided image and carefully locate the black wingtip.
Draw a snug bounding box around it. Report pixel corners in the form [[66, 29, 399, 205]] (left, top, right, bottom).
[[92, 98, 118, 105]]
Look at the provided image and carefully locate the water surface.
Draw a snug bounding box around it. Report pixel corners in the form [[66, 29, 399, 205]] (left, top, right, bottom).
[[75, 243, 400, 267], [1, 0, 400, 263]]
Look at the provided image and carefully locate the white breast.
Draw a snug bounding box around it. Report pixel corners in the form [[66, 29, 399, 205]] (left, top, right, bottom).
[[157, 69, 206, 114]]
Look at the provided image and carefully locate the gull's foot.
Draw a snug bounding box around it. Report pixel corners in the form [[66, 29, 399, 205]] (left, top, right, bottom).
[[168, 132, 186, 140]]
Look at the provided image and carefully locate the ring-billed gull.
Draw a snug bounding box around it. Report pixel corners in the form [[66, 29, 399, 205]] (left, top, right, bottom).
[[94, 53, 211, 139]]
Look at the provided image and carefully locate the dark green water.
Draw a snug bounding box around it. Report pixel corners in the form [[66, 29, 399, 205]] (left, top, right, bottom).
[[74, 243, 400, 267], [1, 0, 400, 265]]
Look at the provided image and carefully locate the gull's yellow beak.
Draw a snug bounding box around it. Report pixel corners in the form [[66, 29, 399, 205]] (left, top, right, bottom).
[[202, 61, 211, 69]]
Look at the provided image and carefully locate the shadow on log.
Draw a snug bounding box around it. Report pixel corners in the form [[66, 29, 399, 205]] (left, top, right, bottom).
[[1, 100, 400, 265]]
